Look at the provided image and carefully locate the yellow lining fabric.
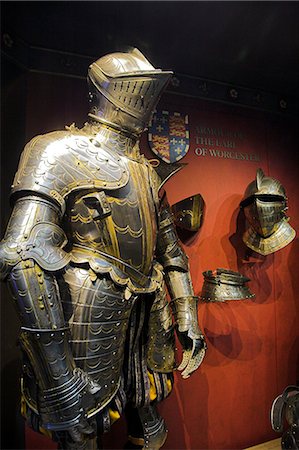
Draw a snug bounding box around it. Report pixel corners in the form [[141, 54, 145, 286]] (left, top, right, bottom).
[[147, 371, 158, 401], [109, 408, 121, 424]]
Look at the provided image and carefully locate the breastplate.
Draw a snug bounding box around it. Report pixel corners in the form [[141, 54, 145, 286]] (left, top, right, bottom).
[[66, 158, 158, 282]]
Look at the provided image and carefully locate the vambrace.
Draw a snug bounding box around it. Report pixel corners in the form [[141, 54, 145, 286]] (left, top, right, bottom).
[[1, 196, 98, 431], [156, 204, 189, 273], [157, 198, 206, 377], [156, 199, 195, 300], [170, 296, 203, 341]]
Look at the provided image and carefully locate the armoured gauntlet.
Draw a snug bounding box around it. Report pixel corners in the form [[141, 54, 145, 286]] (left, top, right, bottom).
[[170, 294, 206, 378], [0, 196, 99, 439], [156, 200, 206, 378]]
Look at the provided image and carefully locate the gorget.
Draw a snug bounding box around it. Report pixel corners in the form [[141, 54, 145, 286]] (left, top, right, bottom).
[[200, 268, 255, 302], [72, 121, 142, 161], [243, 219, 296, 256]]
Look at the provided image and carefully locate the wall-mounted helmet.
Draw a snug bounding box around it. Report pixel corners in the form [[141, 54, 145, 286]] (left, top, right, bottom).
[[240, 169, 295, 255]]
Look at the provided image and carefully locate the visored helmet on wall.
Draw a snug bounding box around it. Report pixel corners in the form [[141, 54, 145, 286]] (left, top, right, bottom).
[[242, 167, 287, 200], [240, 168, 295, 255], [88, 48, 173, 137]]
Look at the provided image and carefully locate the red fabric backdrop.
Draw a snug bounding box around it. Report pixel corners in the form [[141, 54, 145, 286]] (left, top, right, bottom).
[[23, 75, 298, 449]]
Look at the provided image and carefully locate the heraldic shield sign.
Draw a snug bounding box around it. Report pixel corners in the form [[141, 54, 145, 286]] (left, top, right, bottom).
[[148, 110, 190, 163]]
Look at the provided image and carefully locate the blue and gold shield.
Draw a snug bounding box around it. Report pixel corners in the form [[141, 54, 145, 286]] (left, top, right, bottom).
[[148, 110, 189, 163]]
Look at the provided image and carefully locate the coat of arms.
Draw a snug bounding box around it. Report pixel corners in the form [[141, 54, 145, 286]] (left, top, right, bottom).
[[148, 110, 189, 163]]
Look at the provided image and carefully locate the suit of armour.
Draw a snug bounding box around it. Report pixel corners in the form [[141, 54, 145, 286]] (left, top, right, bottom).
[[0, 49, 206, 450]]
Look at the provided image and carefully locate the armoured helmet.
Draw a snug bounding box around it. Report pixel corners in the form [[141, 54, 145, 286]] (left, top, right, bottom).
[[240, 169, 295, 255], [242, 168, 287, 201], [271, 386, 299, 449], [88, 48, 173, 137]]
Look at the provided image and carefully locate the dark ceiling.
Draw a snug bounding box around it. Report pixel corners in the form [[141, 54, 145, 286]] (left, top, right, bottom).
[[1, 1, 299, 98]]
